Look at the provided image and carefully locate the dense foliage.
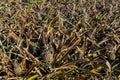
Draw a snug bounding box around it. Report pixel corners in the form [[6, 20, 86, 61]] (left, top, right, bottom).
[[0, 0, 120, 80]]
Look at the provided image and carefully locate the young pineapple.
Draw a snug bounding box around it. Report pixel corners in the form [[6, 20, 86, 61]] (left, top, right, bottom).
[[42, 44, 54, 70], [13, 60, 25, 76]]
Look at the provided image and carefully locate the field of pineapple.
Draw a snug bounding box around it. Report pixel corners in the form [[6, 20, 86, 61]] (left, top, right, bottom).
[[0, 0, 120, 80]]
